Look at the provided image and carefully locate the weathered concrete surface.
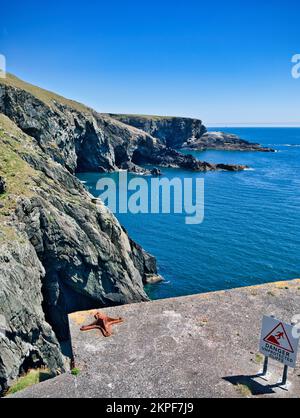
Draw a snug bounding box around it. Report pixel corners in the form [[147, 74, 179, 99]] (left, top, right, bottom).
[[9, 279, 300, 398]]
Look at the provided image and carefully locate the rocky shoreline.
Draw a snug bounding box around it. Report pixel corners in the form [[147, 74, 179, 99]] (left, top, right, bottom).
[[108, 114, 274, 153], [7, 279, 300, 398], [0, 75, 247, 177], [0, 74, 269, 394]]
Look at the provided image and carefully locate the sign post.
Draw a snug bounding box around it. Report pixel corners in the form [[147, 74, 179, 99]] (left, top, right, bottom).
[[259, 315, 300, 388]]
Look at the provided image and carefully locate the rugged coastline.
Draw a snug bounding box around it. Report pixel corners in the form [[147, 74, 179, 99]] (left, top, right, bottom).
[[0, 75, 247, 176], [0, 113, 158, 395], [108, 114, 274, 152], [0, 74, 270, 394], [182, 131, 275, 152]]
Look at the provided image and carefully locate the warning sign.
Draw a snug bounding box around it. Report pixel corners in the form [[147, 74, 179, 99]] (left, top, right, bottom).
[[260, 316, 300, 368]]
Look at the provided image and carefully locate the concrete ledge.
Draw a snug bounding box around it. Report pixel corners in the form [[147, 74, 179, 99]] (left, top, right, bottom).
[[9, 279, 300, 398]]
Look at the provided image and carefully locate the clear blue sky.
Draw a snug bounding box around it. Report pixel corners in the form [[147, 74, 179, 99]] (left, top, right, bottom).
[[1, 0, 300, 125]]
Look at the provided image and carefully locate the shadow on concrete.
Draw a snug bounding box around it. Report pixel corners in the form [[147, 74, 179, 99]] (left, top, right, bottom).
[[60, 339, 75, 368], [223, 373, 286, 396]]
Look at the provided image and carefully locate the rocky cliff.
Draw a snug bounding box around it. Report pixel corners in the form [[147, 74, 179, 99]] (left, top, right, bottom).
[[109, 114, 273, 152], [0, 74, 247, 395], [0, 114, 157, 395], [108, 114, 207, 149], [183, 131, 274, 152], [0, 75, 246, 175]]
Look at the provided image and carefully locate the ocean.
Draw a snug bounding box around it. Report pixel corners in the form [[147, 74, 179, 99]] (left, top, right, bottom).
[[77, 128, 300, 300]]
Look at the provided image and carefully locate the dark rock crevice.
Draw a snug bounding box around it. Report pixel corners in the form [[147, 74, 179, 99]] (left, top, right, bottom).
[[18, 350, 46, 376], [75, 121, 115, 172], [0, 176, 6, 194]]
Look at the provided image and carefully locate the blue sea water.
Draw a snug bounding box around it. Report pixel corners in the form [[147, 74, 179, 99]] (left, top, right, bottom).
[[77, 128, 300, 300]]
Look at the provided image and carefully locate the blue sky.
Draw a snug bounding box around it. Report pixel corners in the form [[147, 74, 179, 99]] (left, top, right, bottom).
[[1, 0, 300, 125]]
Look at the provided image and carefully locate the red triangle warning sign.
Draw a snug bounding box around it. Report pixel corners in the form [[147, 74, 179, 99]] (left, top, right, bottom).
[[263, 322, 294, 353]]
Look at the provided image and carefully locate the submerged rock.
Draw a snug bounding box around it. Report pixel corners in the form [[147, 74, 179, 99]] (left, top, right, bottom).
[[150, 167, 162, 176]]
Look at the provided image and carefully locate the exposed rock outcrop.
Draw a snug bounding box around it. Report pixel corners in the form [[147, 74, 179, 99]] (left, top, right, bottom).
[[108, 114, 207, 148], [133, 146, 246, 171], [109, 114, 274, 152], [0, 114, 157, 395], [0, 235, 65, 395], [0, 74, 250, 395], [0, 176, 6, 194], [182, 131, 275, 152], [0, 75, 246, 173]]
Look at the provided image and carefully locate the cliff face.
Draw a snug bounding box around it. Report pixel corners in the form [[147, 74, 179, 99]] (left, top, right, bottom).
[[108, 114, 207, 148], [109, 114, 273, 153], [183, 132, 275, 152], [0, 114, 156, 394], [0, 76, 246, 174], [0, 74, 247, 395], [0, 232, 65, 395], [0, 77, 155, 174]]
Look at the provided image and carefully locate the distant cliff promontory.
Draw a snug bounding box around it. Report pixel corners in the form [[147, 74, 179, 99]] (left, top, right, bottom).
[[0, 74, 256, 394], [108, 114, 274, 152]]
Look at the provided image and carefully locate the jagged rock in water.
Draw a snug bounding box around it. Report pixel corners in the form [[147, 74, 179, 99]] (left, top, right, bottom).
[[182, 131, 275, 152], [0, 73, 252, 395], [119, 161, 150, 175], [150, 167, 162, 176], [136, 147, 247, 171]]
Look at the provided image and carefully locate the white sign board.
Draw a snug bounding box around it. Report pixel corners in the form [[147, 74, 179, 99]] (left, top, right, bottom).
[[259, 316, 300, 368]]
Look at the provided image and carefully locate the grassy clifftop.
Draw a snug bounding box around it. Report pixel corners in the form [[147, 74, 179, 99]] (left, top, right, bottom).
[[1, 75, 198, 122], [0, 73, 91, 114], [0, 114, 37, 224]]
